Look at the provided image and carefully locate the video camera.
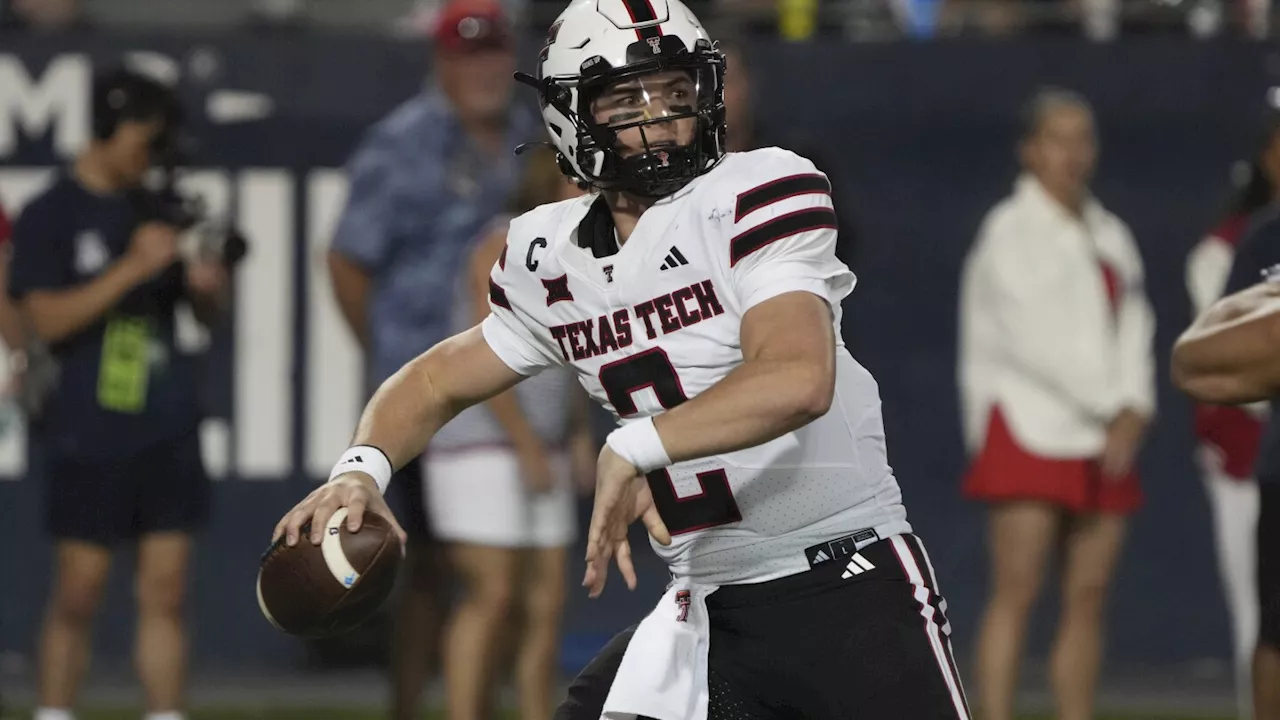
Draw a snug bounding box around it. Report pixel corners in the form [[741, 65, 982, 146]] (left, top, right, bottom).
[[94, 66, 249, 268]]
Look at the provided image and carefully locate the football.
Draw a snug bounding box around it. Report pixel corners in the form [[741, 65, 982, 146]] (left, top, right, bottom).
[[256, 508, 402, 638]]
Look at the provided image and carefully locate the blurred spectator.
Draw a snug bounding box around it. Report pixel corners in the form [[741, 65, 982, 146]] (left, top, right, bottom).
[[717, 33, 857, 271], [399, 0, 530, 36], [325, 0, 537, 715], [427, 146, 594, 720], [10, 68, 229, 720], [246, 0, 308, 28], [1184, 115, 1280, 720], [958, 87, 1156, 720], [1, 0, 89, 31]]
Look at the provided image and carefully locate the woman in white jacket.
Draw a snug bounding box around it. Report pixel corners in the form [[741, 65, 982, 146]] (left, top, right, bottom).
[[958, 88, 1156, 720]]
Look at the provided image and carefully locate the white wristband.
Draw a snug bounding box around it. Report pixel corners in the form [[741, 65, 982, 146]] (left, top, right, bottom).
[[605, 417, 671, 474], [328, 445, 394, 495]]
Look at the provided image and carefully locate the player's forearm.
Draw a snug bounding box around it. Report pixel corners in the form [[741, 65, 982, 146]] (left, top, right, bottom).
[[21, 259, 147, 344], [653, 358, 832, 464], [1173, 295, 1280, 403], [350, 354, 465, 473]]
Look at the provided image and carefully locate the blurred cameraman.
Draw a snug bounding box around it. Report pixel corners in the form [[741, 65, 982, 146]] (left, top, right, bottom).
[[10, 68, 230, 720]]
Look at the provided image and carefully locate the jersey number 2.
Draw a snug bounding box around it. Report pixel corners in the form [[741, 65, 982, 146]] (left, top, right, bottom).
[[598, 348, 742, 536]]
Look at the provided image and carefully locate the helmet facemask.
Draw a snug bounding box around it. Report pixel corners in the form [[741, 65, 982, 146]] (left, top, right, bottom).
[[530, 40, 726, 199]]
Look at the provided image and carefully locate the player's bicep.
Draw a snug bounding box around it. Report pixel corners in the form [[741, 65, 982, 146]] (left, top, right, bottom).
[[420, 325, 526, 410], [741, 290, 836, 367], [740, 291, 837, 417]]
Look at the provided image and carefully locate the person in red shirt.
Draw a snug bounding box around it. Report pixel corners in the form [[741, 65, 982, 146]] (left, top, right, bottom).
[[1184, 115, 1280, 720]]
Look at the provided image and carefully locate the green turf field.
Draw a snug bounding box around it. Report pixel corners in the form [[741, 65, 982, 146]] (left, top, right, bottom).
[[4, 710, 1235, 720]]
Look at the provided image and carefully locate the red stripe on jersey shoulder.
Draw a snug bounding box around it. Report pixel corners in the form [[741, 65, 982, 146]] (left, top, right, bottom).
[[729, 207, 837, 267], [734, 173, 831, 223]]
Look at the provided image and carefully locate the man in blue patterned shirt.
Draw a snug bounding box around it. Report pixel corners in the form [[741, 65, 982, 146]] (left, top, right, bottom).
[[327, 1, 538, 714]]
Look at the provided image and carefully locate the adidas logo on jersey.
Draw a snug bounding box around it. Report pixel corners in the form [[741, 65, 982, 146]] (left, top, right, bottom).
[[812, 549, 831, 563], [659, 246, 689, 271], [841, 553, 876, 579]]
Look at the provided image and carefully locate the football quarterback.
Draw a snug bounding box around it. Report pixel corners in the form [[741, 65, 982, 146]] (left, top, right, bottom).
[[276, 0, 969, 717]]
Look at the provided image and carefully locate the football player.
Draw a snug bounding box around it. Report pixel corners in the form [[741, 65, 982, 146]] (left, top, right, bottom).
[[275, 0, 969, 716]]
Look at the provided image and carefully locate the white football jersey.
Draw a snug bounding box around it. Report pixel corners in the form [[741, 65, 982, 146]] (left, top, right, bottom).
[[481, 147, 912, 585]]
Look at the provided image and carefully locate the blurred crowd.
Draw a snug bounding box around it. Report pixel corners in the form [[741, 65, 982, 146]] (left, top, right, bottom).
[[0, 0, 1272, 40]]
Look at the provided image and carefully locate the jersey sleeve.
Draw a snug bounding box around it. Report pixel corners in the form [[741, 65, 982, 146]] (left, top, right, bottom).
[[479, 218, 566, 377], [718, 150, 856, 314]]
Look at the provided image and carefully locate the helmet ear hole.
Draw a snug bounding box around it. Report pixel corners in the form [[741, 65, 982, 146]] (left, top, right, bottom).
[[550, 86, 573, 111]]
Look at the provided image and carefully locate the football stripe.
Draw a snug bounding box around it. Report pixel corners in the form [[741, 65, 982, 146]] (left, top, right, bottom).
[[734, 173, 831, 223], [729, 207, 838, 267], [321, 508, 362, 589], [255, 572, 284, 630]]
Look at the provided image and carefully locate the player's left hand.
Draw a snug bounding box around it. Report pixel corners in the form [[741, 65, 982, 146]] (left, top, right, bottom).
[[583, 445, 671, 598]]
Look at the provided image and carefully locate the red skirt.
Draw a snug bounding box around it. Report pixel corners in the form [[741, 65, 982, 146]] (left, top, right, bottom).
[[963, 406, 1142, 515]]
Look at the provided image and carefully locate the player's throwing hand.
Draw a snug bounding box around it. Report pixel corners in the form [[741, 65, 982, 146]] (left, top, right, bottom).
[[583, 446, 671, 598], [272, 473, 407, 549]]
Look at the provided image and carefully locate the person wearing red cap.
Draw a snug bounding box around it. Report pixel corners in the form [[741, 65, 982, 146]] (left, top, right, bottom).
[[325, 1, 539, 718]]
